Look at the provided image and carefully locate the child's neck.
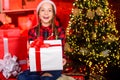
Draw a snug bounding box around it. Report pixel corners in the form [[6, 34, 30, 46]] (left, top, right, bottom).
[[42, 23, 51, 27]]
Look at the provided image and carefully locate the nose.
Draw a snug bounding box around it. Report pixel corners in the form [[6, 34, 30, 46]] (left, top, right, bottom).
[[44, 10, 49, 15]]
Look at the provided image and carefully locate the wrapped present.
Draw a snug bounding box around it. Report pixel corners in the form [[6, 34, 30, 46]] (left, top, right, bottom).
[[18, 16, 33, 31], [29, 39, 63, 72], [0, 24, 15, 29], [0, 28, 28, 79], [18, 15, 37, 38], [3, 0, 22, 10], [0, 49, 20, 79], [0, 13, 12, 24]]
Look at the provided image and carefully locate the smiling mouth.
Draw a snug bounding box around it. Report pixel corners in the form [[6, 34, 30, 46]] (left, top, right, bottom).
[[43, 17, 49, 19]]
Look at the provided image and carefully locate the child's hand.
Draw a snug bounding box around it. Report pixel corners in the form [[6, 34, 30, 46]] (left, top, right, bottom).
[[63, 58, 67, 66], [42, 73, 53, 77]]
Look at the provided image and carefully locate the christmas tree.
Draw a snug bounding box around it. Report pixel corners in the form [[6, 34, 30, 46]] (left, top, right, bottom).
[[64, 0, 120, 79]]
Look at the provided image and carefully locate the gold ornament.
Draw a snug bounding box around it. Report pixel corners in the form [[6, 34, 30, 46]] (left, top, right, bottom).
[[72, 8, 81, 16], [86, 9, 95, 19], [64, 43, 72, 52], [80, 47, 89, 55], [96, 7, 104, 16], [91, 32, 97, 40], [100, 50, 110, 57]]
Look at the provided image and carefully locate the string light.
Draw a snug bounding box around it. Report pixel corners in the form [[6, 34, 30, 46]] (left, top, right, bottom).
[[65, 0, 120, 78]]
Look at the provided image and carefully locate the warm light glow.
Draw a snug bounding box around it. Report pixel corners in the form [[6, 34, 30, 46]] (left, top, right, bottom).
[[65, 0, 120, 78]]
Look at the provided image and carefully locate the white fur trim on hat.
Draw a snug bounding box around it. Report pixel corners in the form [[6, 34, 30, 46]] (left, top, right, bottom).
[[36, 0, 56, 14]]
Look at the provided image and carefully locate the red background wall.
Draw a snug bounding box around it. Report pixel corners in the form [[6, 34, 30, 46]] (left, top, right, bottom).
[[1, 0, 120, 34]]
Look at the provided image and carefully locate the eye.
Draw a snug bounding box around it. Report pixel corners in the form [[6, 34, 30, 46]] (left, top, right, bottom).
[[40, 9, 45, 12], [48, 9, 52, 12]]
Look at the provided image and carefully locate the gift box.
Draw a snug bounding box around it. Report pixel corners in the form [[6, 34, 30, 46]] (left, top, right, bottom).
[[18, 15, 37, 38], [18, 16, 33, 31], [0, 28, 20, 59], [3, 0, 22, 10], [0, 28, 27, 79], [29, 40, 63, 72]]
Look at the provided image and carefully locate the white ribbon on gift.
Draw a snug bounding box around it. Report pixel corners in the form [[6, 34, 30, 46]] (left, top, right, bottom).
[[0, 38, 21, 79]]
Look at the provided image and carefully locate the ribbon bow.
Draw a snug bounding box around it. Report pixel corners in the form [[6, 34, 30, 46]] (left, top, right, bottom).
[[0, 53, 21, 79], [30, 38, 50, 48]]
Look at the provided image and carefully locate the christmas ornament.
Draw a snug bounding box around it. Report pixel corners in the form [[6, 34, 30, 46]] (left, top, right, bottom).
[[86, 9, 95, 19], [64, 43, 73, 52], [100, 50, 110, 57], [91, 32, 97, 40], [79, 47, 89, 55], [72, 8, 81, 16], [96, 7, 104, 16]]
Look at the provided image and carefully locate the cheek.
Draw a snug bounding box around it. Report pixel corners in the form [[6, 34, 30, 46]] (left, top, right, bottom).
[[39, 15, 43, 20], [39, 12, 44, 17], [49, 14, 54, 19]]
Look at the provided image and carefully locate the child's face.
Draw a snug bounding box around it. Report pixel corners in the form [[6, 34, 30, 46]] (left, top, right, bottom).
[[39, 2, 54, 26]]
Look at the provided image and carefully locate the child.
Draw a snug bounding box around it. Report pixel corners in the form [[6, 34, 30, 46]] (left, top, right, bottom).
[[17, 0, 66, 80]]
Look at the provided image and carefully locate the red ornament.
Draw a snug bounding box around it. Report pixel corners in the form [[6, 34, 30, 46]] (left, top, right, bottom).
[[64, 66, 73, 73]]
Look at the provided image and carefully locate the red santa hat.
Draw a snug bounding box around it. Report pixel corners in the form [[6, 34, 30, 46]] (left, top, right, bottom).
[[36, 0, 56, 14]]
